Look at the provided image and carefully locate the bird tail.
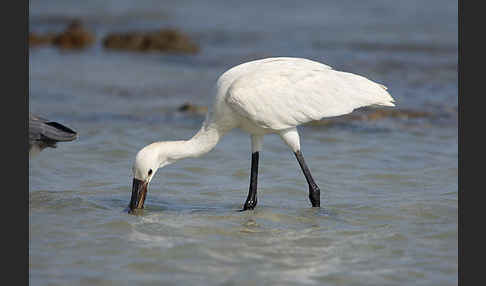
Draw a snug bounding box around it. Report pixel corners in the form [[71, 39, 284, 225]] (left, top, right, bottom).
[[373, 83, 396, 107]]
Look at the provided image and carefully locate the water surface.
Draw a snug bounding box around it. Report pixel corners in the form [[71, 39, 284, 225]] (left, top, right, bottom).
[[29, 1, 457, 285]]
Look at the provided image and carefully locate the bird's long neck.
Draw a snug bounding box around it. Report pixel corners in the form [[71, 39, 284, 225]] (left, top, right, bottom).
[[165, 121, 225, 162]]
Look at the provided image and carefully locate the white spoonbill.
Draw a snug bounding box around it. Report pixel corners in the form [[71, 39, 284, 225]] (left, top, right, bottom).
[[129, 57, 395, 212]]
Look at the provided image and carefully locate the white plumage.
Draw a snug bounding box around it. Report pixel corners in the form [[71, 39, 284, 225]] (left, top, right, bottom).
[[217, 57, 394, 130], [128, 57, 396, 212]]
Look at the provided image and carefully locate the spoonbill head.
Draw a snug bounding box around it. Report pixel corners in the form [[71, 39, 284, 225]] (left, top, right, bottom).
[[128, 57, 395, 213], [130, 141, 179, 210]]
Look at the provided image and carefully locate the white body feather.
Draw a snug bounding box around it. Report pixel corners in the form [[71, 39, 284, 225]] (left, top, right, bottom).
[[207, 57, 394, 136]]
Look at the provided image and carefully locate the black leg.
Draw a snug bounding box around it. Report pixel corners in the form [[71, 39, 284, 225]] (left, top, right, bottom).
[[242, 151, 259, 211], [294, 150, 320, 207]]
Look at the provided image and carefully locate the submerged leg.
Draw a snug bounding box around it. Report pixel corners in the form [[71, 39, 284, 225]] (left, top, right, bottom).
[[294, 150, 320, 207], [241, 135, 263, 211], [242, 151, 259, 210]]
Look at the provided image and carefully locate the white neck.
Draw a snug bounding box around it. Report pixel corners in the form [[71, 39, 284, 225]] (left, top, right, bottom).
[[159, 121, 226, 164]]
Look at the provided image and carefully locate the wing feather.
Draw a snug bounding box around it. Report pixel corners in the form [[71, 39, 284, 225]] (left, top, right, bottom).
[[225, 60, 395, 130], [29, 113, 78, 143]]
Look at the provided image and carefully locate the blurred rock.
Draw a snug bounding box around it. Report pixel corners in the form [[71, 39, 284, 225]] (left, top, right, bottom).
[[178, 103, 208, 115], [29, 32, 56, 46], [29, 20, 95, 49], [52, 20, 95, 49], [359, 108, 431, 120], [306, 108, 433, 126], [103, 29, 199, 54]]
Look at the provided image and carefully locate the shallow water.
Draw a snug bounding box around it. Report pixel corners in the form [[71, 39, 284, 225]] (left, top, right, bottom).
[[29, 1, 457, 285]]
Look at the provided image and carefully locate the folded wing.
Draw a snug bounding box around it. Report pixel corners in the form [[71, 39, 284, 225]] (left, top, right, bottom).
[[29, 114, 78, 148], [226, 61, 395, 130]]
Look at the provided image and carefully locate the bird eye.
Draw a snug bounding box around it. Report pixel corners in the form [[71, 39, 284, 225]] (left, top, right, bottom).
[[148, 169, 153, 175]]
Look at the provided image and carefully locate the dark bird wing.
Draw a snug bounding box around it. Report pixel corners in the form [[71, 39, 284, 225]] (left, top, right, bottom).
[[29, 113, 77, 151]]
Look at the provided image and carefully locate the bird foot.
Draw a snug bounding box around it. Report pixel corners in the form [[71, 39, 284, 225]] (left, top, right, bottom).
[[309, 188, 320, 207], [240, 199, 257, 211]]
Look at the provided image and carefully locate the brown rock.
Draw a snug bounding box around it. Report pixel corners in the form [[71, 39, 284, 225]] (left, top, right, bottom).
[[306, 108, 433, 126], [52, 20, 95, 49], [30, 20, 95, 49], [362, 109, 432, 121], [29, 32, 55, 46], [178, 103, 208, 115], [103, 29, 199, 54]]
